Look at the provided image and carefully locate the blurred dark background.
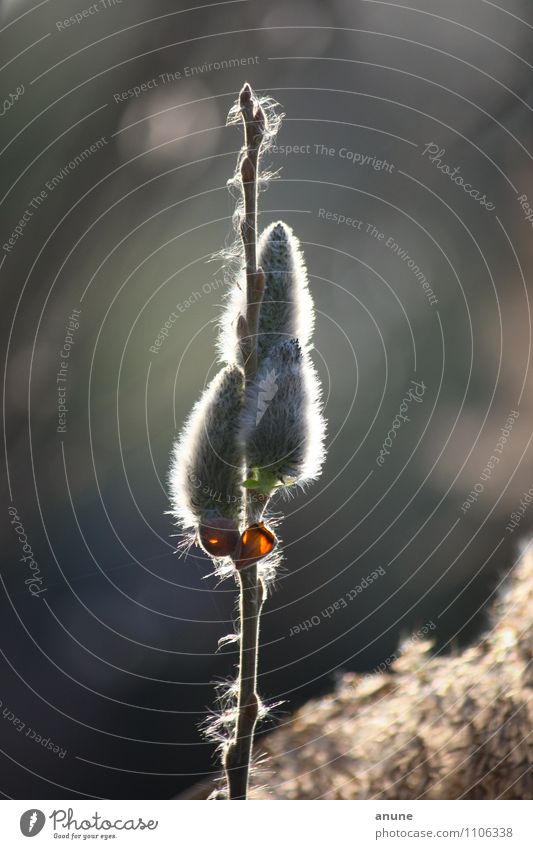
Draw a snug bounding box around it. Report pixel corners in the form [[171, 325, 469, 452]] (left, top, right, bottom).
[[1, 0, 532, 799]]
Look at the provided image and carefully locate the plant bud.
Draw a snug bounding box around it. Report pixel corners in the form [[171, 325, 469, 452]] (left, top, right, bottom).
[[168, 365, 245, 552], [239, 338, 326, 488], [217, 220, 314, 368], [255, 221, 314, 364]]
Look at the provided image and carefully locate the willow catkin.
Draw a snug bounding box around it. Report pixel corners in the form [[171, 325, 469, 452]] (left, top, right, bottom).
[[218, 221, 315, 369], [168, 365, 245, 557], [239, 337, 326, 487], [256, 221, 315, 363]]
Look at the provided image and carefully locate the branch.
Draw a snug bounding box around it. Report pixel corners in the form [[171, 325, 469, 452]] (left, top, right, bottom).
[[236, 83, 266, 386], [222, 82, 267, 801], [223, 564, 265, 799]]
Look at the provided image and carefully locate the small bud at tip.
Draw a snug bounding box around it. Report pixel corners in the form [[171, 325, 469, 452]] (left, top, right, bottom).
[[240, 83, 252, 106]]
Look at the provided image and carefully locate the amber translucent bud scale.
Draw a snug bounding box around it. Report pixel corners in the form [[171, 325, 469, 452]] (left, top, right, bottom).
[[198, 518, 240, 559], [235, 522, 277, 570]]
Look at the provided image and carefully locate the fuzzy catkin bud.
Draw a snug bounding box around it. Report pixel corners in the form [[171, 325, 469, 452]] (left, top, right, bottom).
[[239, 338, 326, 487], [168, 365, 245, 547], [218, 221, 314, 368], [256, 221, 314, 364]]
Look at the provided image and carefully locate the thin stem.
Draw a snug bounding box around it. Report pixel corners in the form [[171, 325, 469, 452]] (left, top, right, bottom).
[[224, 565, 264, 799], [222, 82, 266, 800]]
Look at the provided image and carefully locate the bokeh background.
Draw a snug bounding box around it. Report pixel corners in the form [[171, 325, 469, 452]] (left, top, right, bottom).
[[1, 0, 532, 799]]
